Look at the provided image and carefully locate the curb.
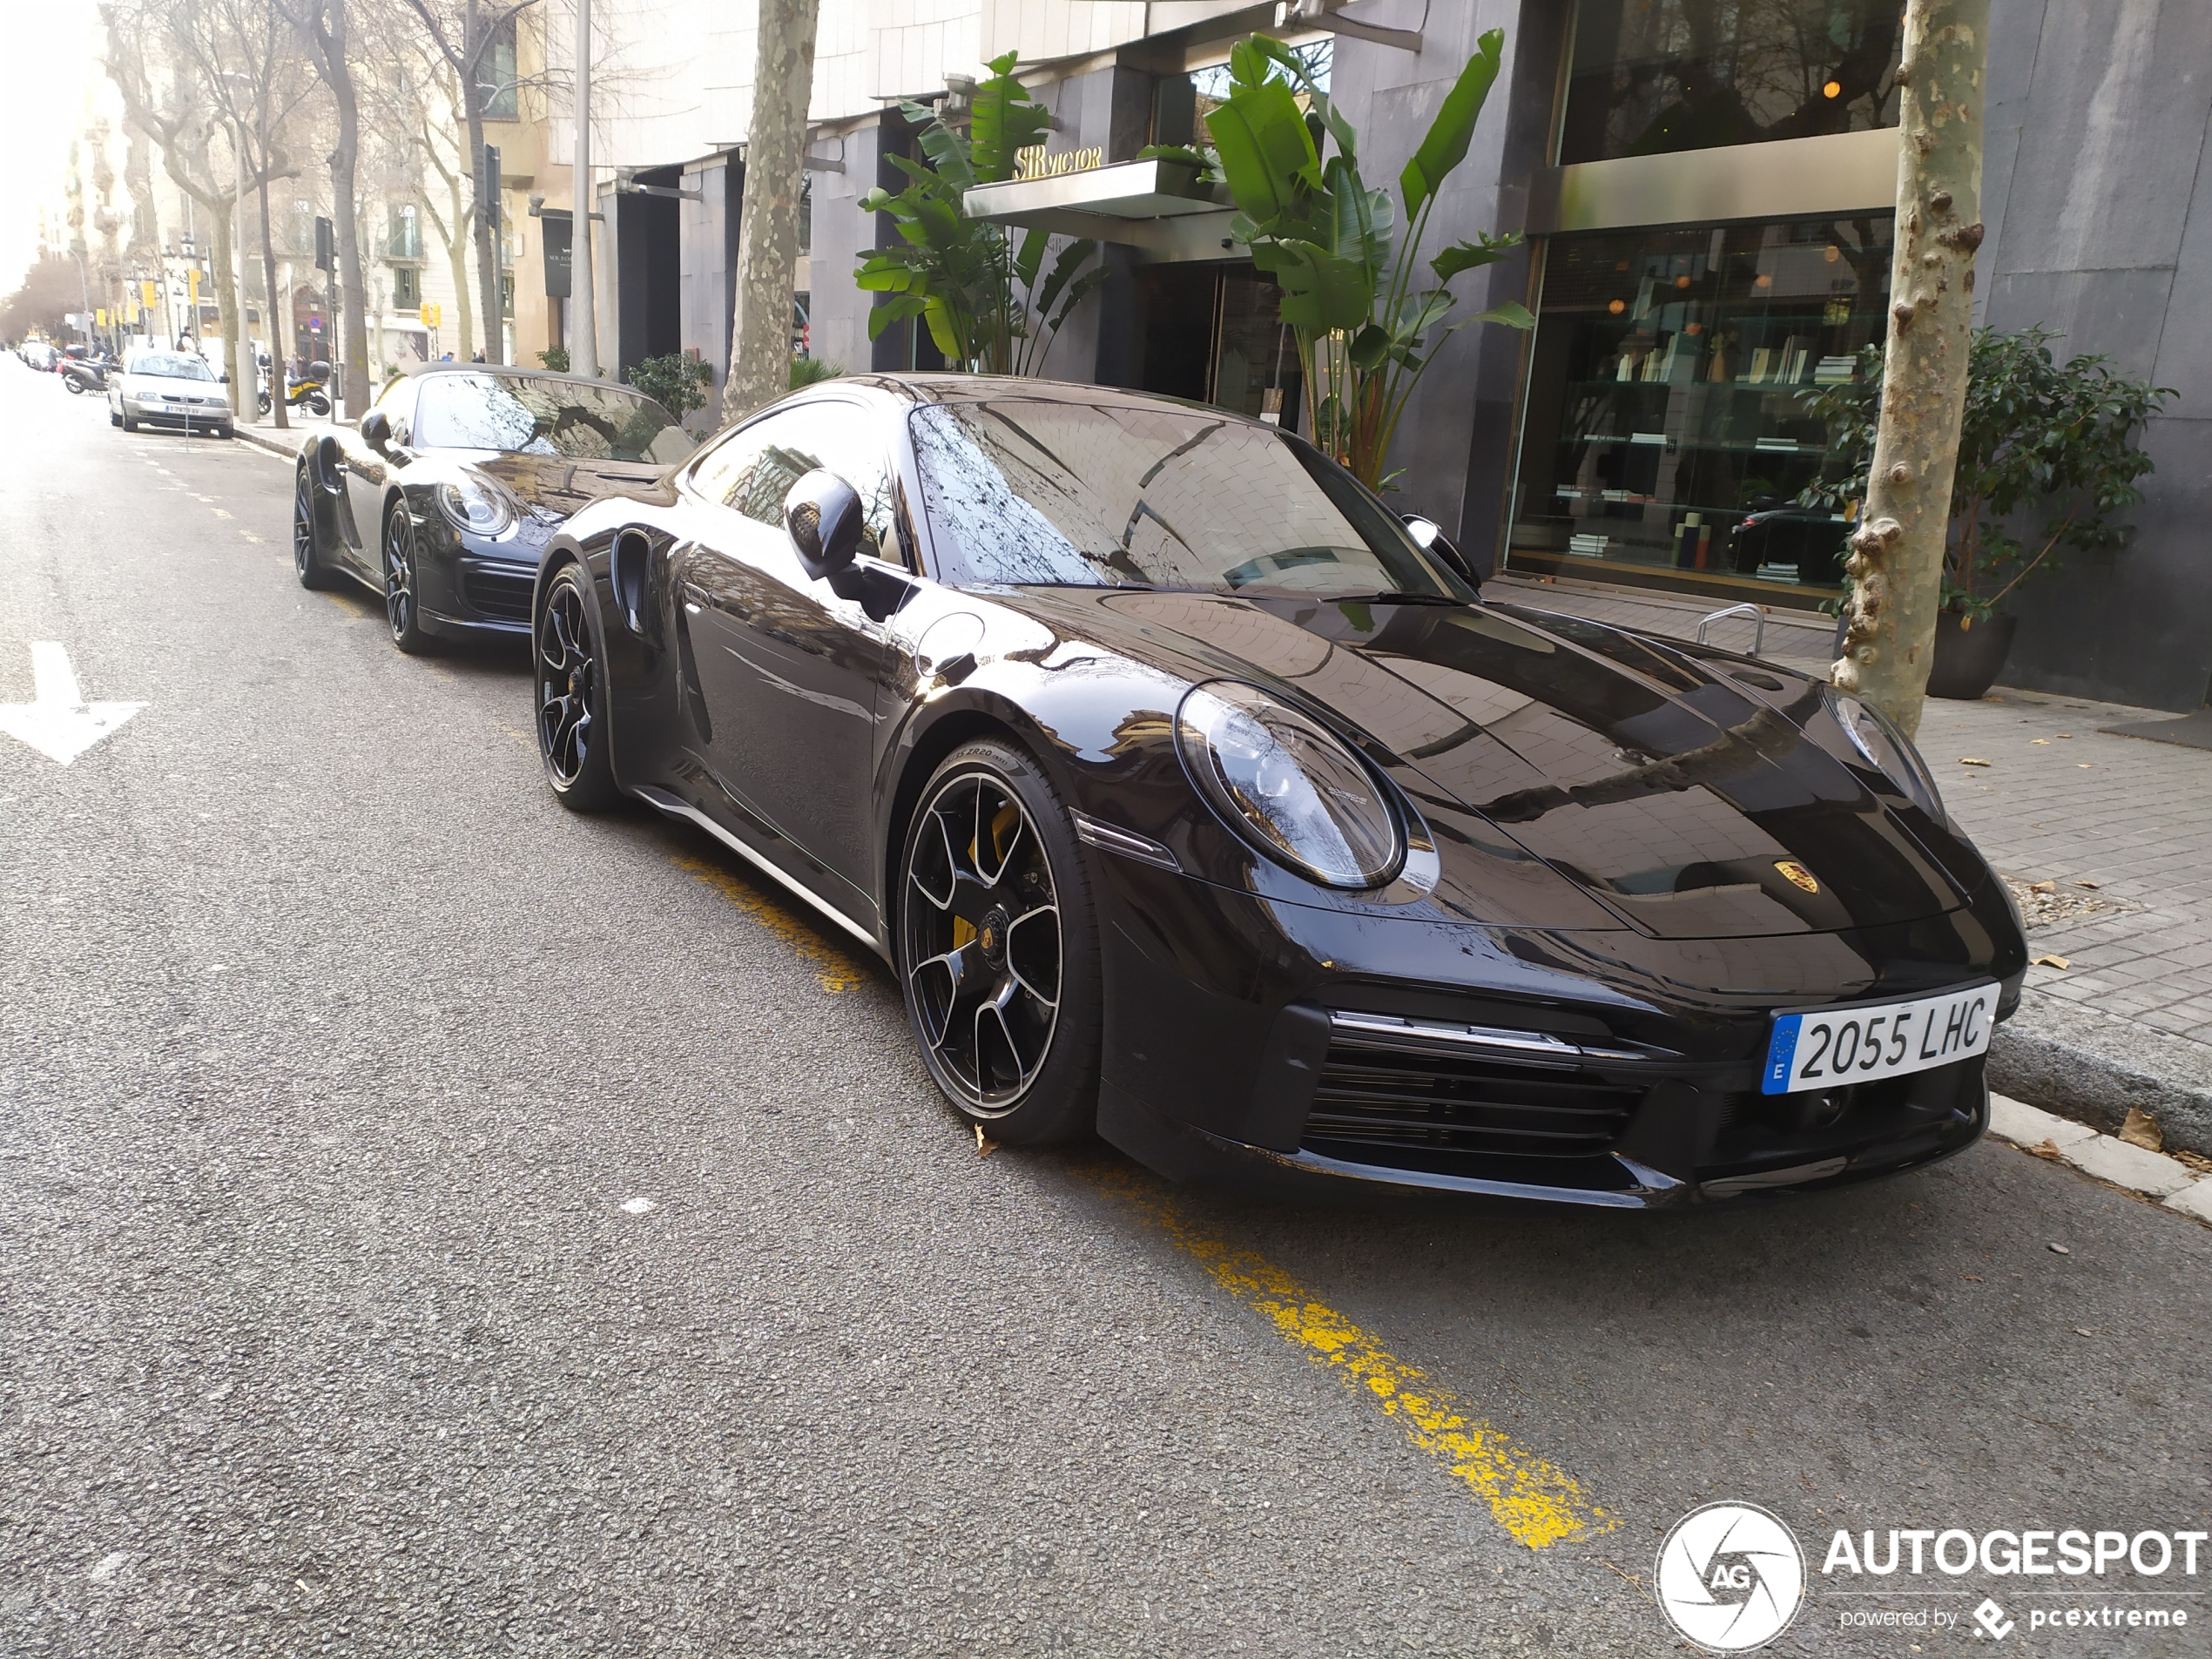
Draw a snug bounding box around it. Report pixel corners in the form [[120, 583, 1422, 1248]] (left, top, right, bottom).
[[1988, 1094, 2212, 1224], [1987, 1000, 2212, 1162], [234, 425, 307, 462]]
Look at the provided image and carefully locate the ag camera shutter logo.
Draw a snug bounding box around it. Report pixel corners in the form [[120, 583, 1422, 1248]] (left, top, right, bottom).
[[1656, 1501, 1807, 1651]]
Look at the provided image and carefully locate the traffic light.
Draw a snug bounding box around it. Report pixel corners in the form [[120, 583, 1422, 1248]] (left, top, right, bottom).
[[314, 215, 334, 272], [480, 145, 501, 235]]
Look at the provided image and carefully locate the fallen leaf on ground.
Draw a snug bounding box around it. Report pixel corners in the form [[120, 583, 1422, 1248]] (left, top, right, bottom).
[[2048, 1243, 2071, 1254], [2075, 880, 2102, 889], [1960, 1273, 1983, 1282], [2033, 954, 2071, 970], [975, 1123, 998, 1157], [2119, 1108, 2163, 1152], [2074, 1328, 2094, 1339], [2056, 732, 2073, 738], [2027, 1139, 2067, 1162], [2031, 738, 2050, 745], [1959, 757, 1992, 766], [2078, 763, 2093, 769], [2030, 880, 2055, 893]]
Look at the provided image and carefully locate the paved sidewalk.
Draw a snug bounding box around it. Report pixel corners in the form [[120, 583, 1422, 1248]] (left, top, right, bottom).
[[1495, 572, 2212, 1154]]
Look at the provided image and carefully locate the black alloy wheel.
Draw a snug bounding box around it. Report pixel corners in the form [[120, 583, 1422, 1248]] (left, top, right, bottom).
[[899, 742, 1100, 1143], [293, 465, 334, 589], [535, 565, 616, 810], [382, 501, 431, 654]]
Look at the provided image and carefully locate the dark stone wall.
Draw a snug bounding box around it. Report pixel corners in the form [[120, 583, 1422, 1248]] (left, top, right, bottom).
[[1327, 0, 1566, 576], [1973, 0, 2212, 711]]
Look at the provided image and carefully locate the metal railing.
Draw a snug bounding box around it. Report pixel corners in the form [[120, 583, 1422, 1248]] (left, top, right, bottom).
[[1695, 602, 1767, 657]]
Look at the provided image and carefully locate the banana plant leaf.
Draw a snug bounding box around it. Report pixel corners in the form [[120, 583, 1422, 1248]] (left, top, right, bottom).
[[1204, 78, 1319, 227], [1399, 29, 1505, 214], [969, 51, 1050, 185], [1431, 229, 1521, 282]]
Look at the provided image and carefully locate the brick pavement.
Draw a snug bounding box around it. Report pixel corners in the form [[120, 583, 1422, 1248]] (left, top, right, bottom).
[[1492, 572, 2212, 1150]]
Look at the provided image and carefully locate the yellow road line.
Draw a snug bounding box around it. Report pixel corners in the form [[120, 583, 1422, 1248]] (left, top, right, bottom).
[[671, 853, 868, 993], [1088, 1164, 1613, 1549]]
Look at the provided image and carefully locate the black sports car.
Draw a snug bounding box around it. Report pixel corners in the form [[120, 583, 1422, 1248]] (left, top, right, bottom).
[[532, 376, 2027, 1207], [293, 365, 698, 651]]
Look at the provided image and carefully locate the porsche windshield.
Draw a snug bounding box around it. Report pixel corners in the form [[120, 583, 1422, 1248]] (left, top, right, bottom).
[[413, 372, 698, 464], [908, 400, 1467, 599]]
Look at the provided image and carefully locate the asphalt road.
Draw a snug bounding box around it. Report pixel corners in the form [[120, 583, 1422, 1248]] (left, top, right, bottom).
[[2, 364, 2207, 1658]]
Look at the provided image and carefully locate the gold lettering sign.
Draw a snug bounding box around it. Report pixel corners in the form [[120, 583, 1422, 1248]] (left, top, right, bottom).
[[1013, 144, 1106, 181]]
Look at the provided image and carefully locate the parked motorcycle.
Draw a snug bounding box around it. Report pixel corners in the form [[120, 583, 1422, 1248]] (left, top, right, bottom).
[[62, 351, 117, 395], [260, 359, 333, 418]]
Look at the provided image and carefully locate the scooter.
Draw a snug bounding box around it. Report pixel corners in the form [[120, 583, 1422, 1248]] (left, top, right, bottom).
[[260, 359, 333, 418], [62, 351, 116, 395]]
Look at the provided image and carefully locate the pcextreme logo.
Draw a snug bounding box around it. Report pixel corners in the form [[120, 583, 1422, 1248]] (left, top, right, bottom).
[[1656, 1502, 1807, 1652]]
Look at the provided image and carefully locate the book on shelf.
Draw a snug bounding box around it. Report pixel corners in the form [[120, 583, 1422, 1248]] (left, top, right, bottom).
[[1812, 354, 1858, 384], [1629, 430, 1667, 445], [1569, 533, 1611, 557]]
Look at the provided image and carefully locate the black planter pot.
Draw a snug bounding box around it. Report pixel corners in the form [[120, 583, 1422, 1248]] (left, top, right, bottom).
[[1925, 610, 2018, 700]]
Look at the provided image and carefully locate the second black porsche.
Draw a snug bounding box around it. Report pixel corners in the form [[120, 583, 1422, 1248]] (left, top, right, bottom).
[[532, 374, 2027, 1207], [293, 364, 698, 651]]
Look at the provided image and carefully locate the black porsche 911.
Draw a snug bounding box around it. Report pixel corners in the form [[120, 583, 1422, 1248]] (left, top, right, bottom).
[[293, 365, 698, 651], [531, 375, 2027, 1207]]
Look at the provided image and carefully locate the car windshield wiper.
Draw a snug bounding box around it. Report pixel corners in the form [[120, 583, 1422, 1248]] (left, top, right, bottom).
[[1325, 590, 1466, 606]]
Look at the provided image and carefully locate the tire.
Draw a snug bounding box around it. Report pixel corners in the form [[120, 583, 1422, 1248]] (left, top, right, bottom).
[[109, 406, 121, 428], [64, 376, 84, 395], [534, 563, 618, 812], [293, 462, 336, 590], [897, 739, 1101, 1144], [307, 392, 330, 417], [381, 500, 433, 655], [121, 412, 138, 433]]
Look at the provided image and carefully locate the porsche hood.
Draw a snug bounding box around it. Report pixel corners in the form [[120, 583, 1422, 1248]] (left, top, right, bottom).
[[1001, 587, 1973, 941]]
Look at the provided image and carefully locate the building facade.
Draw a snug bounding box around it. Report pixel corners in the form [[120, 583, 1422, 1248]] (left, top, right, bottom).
[[564, 0, 2212, 713]]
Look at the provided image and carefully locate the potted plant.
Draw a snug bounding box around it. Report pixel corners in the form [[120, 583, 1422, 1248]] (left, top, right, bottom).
[[1802, 327, 2173, 698], [1202, 31, 1533, 490], [854, 55, 1108, 377]]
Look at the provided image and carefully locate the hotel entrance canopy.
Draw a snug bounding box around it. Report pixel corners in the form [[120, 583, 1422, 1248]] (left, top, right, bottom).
[[961, 158, 1238, 262]]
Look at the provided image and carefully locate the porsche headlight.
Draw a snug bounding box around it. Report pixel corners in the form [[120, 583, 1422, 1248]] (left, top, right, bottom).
[[1176, 681, 1403, 888], [1826, 687, 1945, 819], [435, 474, 516, 537]]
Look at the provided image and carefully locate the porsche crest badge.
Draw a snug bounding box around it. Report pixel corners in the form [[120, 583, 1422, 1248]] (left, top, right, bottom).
[[1774, 860, 1820, 894]]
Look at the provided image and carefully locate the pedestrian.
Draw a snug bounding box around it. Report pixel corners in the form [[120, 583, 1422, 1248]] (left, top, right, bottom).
[[470, 350, 484, 363]]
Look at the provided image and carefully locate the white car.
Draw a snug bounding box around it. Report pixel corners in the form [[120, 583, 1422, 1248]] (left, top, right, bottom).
[[108, 348, 235, 437]]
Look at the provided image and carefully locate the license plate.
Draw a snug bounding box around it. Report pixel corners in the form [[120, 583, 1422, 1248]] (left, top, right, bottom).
[[1761, 983, 1996, 1095]]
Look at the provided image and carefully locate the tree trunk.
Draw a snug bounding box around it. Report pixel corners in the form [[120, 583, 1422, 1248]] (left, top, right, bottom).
[[446, 183, 477, 360], [321, 0, 371, 415], [465, 0, 504, 365], [207, 210, 249, 419], [725, 0, 820, 424], [1832, 0, 1989, 738], [259, 163, 287, 429]]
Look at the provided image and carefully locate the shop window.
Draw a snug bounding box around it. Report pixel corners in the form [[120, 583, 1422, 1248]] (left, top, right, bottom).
[[1507, 213, 1892, 602], [1560, 0, 1901, 165], [393, 266, 420, 308], [501, 273, 515, 318]]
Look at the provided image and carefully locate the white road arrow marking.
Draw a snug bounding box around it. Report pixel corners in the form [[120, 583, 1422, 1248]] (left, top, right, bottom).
[[0, 643, 148, 765]]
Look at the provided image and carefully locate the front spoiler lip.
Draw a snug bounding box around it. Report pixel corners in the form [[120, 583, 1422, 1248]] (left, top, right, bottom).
[[1138, 1091, 1989, 1209]]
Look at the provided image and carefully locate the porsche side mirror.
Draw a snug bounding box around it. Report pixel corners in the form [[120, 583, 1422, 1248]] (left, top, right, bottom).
[[359, 408, 392, 451], [1401, 514, 1475, 584], [784, 469, 864, 583]]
